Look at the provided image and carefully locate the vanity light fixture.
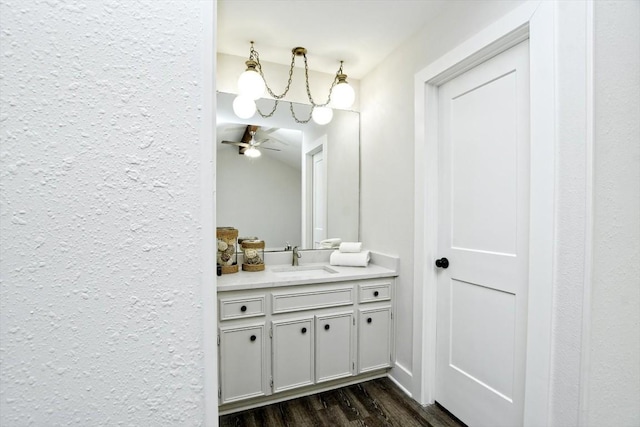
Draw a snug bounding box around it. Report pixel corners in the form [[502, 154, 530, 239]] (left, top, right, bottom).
[[233, 42, 355, 125]]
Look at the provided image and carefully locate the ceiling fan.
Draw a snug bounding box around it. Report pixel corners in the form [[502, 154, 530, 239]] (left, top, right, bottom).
[[221, 125, 281, 158]]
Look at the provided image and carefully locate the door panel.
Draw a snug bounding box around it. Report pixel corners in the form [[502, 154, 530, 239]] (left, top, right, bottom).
[[272, 318, 314, 393], [358, 307, 391, 373], [315, 312, 353, 382], [450, 280, 516, 399], [435, 40, 530, 427], [451, 70, 519, 256], [219, 324, 267, 404]]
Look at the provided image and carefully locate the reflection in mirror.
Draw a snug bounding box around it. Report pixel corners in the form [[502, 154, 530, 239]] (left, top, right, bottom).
[[216, 92, 359, 251]]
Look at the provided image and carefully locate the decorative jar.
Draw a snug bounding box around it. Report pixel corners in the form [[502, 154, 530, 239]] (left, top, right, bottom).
[[241, 239, 265, 272], [216, 227, 238, 274]]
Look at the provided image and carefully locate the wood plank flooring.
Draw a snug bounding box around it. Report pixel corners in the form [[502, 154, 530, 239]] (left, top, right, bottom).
[[219, 377, 466, 427]]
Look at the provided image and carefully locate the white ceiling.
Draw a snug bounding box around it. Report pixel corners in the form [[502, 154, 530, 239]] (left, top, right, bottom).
[[217, 0, 450, 79]]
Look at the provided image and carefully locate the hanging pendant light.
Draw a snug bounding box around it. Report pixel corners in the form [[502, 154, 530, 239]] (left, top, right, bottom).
[[232, 42, 355, 125], [237, 59, 265, 100], [330, 71, 355, 109], [311, 106, 333, 125], [232, 95, 256, 119]]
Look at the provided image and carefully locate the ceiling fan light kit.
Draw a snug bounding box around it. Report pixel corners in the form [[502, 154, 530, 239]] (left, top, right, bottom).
[[243, 146, 261, 158], [233, 41, 355, 125], [222, 126, 283, 158]]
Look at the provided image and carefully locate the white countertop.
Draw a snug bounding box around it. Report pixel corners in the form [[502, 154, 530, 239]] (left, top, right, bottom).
[[217, 250, 399, 292]]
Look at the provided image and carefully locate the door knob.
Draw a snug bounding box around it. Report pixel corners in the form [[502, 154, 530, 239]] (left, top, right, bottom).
[[435, 257, 449, 269]]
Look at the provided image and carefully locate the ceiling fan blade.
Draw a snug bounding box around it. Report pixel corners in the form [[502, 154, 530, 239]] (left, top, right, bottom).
[[261, 147, 281, 151], [253, 138, 270, 147], [264, 136, 289, 146], [222, 140, 250, 147]]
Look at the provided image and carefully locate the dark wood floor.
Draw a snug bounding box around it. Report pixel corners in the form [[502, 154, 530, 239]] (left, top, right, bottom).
[[219, 377, 466, 427]]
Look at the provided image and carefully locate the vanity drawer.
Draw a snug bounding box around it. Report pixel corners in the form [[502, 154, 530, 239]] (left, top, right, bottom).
[[272, 286, 354, 314], [358, 282, 391, 303], [220, 295, 266, 320]]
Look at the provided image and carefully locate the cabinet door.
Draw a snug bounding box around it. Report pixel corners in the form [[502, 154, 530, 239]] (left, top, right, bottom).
[[219, 323, 267, 404], [315, 312, 354, 383], [272, 317, 314, 393], [358, 307, 392, 373]]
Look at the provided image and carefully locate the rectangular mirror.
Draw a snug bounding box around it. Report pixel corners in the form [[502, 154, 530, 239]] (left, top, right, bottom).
[[216, 92, 359, 251]]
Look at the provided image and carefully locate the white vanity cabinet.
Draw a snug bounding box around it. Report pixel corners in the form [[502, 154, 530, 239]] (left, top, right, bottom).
[[218, 276, 395, 413]]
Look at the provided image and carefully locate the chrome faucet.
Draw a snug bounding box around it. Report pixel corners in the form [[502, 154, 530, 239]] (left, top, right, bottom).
[[292, 246, 301, 266]]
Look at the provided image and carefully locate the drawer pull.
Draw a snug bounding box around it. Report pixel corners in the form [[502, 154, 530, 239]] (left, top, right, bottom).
[[374, 291, 379, 297], [250, 335, 256, 342], [301, 327, 307, 334], [324, 324, 330, 331], [240, 305, 247, 312], [367, 317, 372, 324]]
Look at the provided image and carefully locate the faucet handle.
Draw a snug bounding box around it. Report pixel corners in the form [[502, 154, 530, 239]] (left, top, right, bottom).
[[284, 242, 292, 251]]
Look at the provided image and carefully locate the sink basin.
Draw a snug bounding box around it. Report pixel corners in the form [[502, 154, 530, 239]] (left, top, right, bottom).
[[272, 265, 339, 277]]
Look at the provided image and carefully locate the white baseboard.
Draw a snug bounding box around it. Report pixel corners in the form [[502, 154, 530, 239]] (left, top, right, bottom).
[[388, 362, 413, 398]]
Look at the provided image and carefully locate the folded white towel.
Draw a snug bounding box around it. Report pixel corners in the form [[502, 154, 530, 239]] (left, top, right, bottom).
[[330, 250, 370, 267], [319, 238, 342, 249], [339, 242, 362, 253]]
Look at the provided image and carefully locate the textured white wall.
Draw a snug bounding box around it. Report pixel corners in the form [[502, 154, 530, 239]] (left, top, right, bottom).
[[0, 1, 212, 425], [359, 0, 524, 390], [588, 1, 640, 425]]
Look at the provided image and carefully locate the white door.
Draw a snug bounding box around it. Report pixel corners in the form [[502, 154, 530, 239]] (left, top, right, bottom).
[[312, 151, 326, 248], [435, 40, 530, 427]]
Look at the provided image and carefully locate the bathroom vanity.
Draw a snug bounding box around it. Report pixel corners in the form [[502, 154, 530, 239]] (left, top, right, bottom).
[[216, 251, 398, 414]]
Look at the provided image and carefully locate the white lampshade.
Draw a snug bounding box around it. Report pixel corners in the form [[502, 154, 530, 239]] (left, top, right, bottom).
[[244, 146, 261, 158], [331, 81, 355, 109], [237, 69, 265, 100], [232, 95, 256, 119], [312, 106, 333, 125]]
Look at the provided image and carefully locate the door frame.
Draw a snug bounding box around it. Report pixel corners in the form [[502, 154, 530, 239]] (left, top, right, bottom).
[[303, 141, 326, 248], [412, 2, 556, 425]]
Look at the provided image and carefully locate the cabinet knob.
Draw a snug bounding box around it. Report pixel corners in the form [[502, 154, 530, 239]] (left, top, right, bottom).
[[324, 324, 330, 330], [374, 291, 379, 297], [250, 335, 256, 342], [367, 317, 372, 324], [240, 305, 247, 312], [301, 327, 307, 334]]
